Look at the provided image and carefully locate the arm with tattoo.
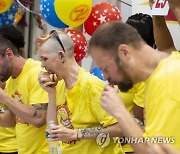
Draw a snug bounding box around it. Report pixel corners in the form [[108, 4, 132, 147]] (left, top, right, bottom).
[[77, 123, 121, 140], [32, 104, 48, 117], [78, 126, 105, 140], [13, 103, 48, 127], [0, 89, 47, 128]]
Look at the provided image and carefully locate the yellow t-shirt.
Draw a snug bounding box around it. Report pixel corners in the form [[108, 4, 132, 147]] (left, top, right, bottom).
[[55, 68, 124, 154], [144, 51, 180, 150], [5, 58, 48, 154], [119, 82, 145, 152], [0, 105, 17, 153]]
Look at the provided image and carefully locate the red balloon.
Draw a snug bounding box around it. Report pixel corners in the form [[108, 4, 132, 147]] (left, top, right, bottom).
[[65, 29, 87, 62], [84, 2, 122, 36]]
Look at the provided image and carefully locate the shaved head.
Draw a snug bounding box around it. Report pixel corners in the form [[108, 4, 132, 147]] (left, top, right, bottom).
[[40, 32, 75, 58]]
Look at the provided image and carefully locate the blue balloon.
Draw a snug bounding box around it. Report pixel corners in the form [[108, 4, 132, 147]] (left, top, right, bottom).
[[0, 1, 18, 27], [90, 67, 105, 81], [40, 0, 68, 28]]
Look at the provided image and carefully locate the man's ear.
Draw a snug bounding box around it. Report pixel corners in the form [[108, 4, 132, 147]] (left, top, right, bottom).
[[118, 44, 130, 60], [5, 48, 14, 58], [58, 51, 65, 63]]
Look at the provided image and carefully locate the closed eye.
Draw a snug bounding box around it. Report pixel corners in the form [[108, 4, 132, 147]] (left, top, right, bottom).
[[40, 56, 48, 62]]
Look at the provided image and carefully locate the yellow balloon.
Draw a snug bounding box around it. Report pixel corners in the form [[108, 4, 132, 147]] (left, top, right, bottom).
[[54, 0, 92, 27], [0, 0, 13, 14]]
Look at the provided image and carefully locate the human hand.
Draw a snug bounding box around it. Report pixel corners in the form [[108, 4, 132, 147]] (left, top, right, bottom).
[[38, 71, 57, 93], [100, 85, 125, 118], [49, 125, 77, 142], [147, 144, 180, 154]]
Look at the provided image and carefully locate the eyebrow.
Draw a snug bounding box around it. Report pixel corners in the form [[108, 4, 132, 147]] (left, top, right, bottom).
[[40, 55, 47, 59]]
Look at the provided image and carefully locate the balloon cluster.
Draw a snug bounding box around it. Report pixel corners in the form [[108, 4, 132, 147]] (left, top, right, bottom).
[[39, 1, 122, 62], [40, 1, 121, 32], [40, 0, 92, 28]]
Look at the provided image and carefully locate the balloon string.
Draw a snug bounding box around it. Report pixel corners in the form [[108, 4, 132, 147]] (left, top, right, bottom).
[[16, 0, 41, 16], [117, 0, 132, 7]]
